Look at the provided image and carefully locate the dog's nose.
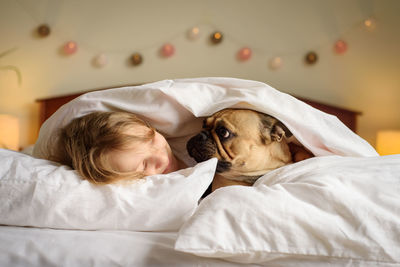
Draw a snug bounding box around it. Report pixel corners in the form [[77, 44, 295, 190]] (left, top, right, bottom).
[[199, 131, 209, 141]]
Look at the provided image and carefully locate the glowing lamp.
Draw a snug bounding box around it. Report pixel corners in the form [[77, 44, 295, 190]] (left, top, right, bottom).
[[376, 130, 400, 155], [0, 114, 20, 151]]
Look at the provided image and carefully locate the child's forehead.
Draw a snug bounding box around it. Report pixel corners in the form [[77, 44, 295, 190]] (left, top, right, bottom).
[[123, 124, 153, 136]]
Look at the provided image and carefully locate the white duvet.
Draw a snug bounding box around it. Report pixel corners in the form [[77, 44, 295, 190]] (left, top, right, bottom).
[[175, 155, 400, 265], [1, 77, 399, 266]]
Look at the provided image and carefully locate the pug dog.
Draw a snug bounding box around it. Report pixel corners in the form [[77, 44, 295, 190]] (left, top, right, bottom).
[[186, 109, 313, 191]]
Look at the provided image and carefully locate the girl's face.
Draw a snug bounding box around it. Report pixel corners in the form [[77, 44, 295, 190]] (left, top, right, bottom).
[[108, 126, 180, 176]]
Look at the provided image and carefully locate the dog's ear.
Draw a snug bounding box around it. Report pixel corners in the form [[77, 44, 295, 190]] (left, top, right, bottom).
[[260, 114, 292, 142], [271, 121, 292, 142], [203, 116, 215, 130]]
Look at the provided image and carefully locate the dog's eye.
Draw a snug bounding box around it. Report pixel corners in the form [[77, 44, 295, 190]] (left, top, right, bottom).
[[216, 127, 230, 140]]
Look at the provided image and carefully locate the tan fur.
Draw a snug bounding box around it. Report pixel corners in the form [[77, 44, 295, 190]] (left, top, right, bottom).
[[205, 109, 292, 181], [187, 109, 314, 192], [211, 174, 252, 192]]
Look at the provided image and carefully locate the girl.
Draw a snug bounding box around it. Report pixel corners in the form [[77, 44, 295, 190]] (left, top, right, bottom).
[[51, 111, 186, 184]]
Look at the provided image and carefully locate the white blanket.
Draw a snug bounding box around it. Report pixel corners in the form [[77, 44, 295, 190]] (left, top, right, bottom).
[[33, 77, 378, 161], [175, 154, 400, 265]]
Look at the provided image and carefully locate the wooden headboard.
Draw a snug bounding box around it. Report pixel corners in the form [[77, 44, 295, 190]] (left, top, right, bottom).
[[36, 87, 361, 132]]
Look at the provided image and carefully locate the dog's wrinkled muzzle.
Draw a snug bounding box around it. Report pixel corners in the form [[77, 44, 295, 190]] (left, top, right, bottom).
[[186, 131, 217, 163]]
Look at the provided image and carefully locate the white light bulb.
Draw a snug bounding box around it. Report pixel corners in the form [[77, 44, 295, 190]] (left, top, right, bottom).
[[93, 54, 108, 68], [269, 57, 282, 70], [364, 17, 377, 31], [187, 26, 200, 40]]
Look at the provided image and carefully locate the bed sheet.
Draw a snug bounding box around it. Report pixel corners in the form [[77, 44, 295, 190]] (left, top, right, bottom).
[[0, 226, 249, 267]]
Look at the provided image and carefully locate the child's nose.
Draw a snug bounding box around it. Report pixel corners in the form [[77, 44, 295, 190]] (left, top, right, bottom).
[[146, 156, 164, 175]]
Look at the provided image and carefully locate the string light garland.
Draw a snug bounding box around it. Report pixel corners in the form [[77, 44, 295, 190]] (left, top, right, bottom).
[[36, 17, 375, 68], [18, 0, 377, 71]]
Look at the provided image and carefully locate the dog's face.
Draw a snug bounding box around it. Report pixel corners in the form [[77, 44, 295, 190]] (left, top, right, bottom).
[[186, 109, 293, 183]]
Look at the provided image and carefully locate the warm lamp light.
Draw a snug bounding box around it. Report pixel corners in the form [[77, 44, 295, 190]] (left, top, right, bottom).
[[376, 130, 400, 155], [0, 114, 20, 151]]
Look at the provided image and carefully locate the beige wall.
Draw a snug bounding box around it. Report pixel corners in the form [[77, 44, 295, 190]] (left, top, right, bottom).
[[1, 0, 399, 149]]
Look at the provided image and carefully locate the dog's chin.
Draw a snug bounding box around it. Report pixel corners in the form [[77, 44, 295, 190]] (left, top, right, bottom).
[[216, 160, 232, 173]]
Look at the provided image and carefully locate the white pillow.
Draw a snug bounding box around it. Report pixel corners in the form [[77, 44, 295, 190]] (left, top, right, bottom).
[[0, 149, 216, 231], [175, 155, 400, 265]]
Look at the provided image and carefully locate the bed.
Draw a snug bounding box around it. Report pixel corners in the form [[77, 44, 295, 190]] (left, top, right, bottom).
[[1, 77, 399, 266]]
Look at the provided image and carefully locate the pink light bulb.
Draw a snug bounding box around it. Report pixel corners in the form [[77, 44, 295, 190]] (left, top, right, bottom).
[[161, 43, 175, 57], [63, 41, 78, 55], [237, 47, 252, 61], [334, 40, 348, 54]]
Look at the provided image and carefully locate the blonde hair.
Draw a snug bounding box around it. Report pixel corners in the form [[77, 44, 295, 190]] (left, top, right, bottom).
[[52, 111, 155, 184]]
